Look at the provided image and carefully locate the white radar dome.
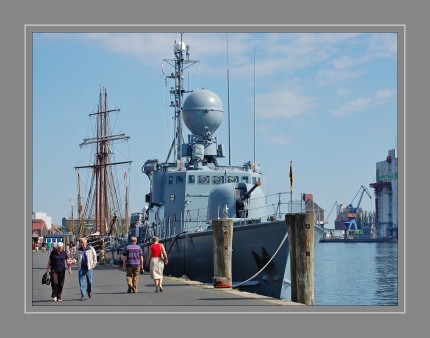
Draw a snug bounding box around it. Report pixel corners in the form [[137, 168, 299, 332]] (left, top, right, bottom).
[[182, 89, 224, 136]]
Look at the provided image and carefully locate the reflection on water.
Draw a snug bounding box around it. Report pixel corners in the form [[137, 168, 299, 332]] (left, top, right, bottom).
[[314, 243, 398, 306]]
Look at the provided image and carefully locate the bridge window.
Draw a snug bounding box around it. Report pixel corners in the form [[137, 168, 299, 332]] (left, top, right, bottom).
[[198, 175, 210, 184], [227, 176, 238, 183], [212, 176, 224, 184], [188, 175, 195, 184], [252, 176, 260, 184]]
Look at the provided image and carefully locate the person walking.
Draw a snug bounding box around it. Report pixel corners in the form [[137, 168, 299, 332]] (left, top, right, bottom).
[[122, 236, 144, 293], [76, 238, 97, 301], [146, 236, 168, 293], [45, 242, 72, 302]]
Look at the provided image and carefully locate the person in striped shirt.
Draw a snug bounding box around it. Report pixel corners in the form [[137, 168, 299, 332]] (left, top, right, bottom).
[[122, 236, 144, 293]]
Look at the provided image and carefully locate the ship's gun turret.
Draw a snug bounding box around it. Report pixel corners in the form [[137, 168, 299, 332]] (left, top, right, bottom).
[[207, 181, 265, 221], [236, 181, 262, 218], [240, 181, 262, 201]]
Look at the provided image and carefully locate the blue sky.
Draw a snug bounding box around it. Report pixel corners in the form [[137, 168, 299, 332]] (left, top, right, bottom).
[[32, 31, 397, 227]]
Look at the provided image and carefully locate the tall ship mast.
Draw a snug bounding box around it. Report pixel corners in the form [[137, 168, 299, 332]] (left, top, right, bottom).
[[75, 88, 132, 244]]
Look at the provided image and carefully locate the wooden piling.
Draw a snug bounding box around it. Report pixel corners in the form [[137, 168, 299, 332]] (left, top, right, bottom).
[[212, 218, 233, 288], [285, 213, 315, 305]]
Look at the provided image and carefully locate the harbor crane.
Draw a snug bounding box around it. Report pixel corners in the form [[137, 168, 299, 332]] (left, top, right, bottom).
[[324, 201, 339, 224], [347, 185, 372, 213], [344, 185, 372, 231]]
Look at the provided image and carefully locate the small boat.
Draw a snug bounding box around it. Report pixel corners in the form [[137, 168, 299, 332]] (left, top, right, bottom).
[[136, 34, 325, 300]]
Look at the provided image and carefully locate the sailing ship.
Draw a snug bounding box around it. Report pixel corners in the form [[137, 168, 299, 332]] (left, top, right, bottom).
[[136, 34, 325, 300], [74, 88, 132, 251]]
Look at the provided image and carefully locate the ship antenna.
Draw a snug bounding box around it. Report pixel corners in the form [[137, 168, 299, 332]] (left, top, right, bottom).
[[163, 33, 198, 165], [177, 33, 184, 164], [253, 48, 256, 170], [227, 33, 232, 166]]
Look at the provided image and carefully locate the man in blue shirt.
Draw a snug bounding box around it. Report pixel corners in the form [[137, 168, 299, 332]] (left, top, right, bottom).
[[76, 238, 97, 301], [122, 236, 144, 293]]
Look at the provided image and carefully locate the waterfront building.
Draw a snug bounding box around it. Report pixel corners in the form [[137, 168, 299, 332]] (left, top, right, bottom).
[[370, 149, 398, 239]]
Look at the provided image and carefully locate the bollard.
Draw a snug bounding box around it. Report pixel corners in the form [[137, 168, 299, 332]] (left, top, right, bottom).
[[285, 213, 315, 305], [212, 218, 233, 288]]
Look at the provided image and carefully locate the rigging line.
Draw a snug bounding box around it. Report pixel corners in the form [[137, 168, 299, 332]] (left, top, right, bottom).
[[227, 32, 232, 166], [232, 230, 289, 289]]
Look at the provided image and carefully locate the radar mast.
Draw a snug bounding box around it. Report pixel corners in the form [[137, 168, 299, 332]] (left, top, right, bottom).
[[163, 33, 198, 165]]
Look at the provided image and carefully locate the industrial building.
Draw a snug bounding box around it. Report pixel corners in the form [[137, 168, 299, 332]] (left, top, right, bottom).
[[370, 149, 398, 239]]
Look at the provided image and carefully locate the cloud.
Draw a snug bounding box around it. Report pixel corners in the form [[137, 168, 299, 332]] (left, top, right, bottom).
[[64, 32, 396, 90], [367, 33, 397, 58], [266, 134, 294, 145], [332, 87, 396, 116], [53, 32, 395, 121], [375, 88, 396, 98], [258, 124, 294, 145], [333, 55, 364, 69], [255, 88, 313, 119], [336, 88, 351, 98], [316, 68, 362, 85]]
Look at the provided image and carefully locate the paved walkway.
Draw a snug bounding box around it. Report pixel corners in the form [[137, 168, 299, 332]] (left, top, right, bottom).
[[30, 251, 301, 312]]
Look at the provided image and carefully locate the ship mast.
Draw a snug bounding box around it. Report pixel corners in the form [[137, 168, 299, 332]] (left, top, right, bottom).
[[163, 33, 198, 165], [125, 184, 129, 234], [77, 170, 83, 236], [75, 88, 131, 236], [71, 204, 75, 234]]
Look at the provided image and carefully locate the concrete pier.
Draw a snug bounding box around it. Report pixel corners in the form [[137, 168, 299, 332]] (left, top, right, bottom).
[[30, 251, 301, 312]]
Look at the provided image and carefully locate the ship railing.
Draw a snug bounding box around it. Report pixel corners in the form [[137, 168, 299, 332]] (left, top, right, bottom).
[[149, 192, 311, 235]]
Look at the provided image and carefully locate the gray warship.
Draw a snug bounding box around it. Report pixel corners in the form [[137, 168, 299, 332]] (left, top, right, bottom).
[[137, 35, 325, 300]]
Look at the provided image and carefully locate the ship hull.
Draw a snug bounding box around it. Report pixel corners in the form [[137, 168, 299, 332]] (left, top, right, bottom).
[[142, 220, 324, 300]]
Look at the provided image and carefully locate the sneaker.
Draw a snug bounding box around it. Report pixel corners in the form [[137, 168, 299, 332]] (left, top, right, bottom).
[[57, 298, 62, 302], [53, 297, 57, 302], [80, 296, 86, 301]]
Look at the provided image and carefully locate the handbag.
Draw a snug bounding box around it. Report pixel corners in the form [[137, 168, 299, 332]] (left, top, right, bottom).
[[42, 272, 51, 285]]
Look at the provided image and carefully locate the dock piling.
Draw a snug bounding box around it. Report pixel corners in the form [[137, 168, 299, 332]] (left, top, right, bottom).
[[286, 213, 315, 305], [212, 218, 233, 288]]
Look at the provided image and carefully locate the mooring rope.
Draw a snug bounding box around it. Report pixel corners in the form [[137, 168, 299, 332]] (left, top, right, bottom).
[[232, 229, 289, 288]]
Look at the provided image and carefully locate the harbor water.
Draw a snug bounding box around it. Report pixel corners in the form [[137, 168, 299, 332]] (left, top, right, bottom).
[[313, 242, 398, 306]]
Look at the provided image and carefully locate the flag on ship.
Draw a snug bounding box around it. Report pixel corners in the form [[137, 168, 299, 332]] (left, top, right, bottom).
[[289, 160, 293, 192]]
